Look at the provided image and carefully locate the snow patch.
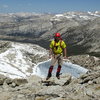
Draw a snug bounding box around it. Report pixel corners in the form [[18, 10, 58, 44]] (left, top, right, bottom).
[[55, 14, 64, 17], [0, 42, 47, 79], [32, 59, 88, 78]]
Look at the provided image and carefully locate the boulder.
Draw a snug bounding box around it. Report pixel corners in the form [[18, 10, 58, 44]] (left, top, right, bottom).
[[13, 78, 28, 86]]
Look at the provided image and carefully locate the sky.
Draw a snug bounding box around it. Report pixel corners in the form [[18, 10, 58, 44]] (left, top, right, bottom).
[[0, 0, 100, 13]]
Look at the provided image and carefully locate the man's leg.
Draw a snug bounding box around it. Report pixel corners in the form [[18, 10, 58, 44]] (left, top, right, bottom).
[[46, 65, 53, 80], [56, 65, 61, 79], [56, 54, 63, 79], [46, 55, 57, 80]]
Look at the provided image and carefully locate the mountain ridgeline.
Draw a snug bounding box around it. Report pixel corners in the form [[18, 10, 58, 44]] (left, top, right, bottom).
[[0, 12, 100, 57]]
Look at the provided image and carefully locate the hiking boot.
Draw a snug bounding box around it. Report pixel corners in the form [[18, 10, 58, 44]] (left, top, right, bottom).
[[56, 75, 60, 79], [46, 76, 51, 80], [46, 73, 51, 80], [56, 72, 60, 79]]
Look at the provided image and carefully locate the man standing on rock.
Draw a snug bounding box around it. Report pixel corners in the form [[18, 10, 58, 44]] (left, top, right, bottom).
[[46, 33, 67, 80]]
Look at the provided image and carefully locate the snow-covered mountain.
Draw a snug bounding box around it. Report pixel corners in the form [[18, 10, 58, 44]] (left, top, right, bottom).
[[51, 11, 100, 21], [0, 11, 100, 22]]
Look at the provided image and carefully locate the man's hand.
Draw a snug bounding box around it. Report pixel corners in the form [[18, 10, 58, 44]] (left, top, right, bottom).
[[63, 56, 71, 62], [49, 55, 52, 59], [49, 48, 53, 59]]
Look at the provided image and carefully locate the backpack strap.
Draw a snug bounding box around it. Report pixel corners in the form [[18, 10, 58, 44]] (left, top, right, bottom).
[[60, 40, 62, 48], [53, 40, 63, 49], [54, 40, 56, 47]]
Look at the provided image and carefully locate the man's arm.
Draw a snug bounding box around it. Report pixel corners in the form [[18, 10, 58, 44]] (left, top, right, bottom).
[[49, 48, 53, 58], [63, 47, 67, 59]]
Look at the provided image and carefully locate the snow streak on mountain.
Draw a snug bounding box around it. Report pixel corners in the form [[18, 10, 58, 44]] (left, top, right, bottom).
[[0, 42, 47, 78]]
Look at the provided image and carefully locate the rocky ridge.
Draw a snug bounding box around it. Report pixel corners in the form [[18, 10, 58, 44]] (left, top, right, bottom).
[[0, 12, 100, 57]]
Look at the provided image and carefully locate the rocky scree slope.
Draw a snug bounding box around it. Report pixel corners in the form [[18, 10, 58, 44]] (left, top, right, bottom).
[[0, 68, 100, 100]]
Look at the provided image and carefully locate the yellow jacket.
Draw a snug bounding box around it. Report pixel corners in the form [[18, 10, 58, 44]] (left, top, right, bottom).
[[50, 40, 66, 54]]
